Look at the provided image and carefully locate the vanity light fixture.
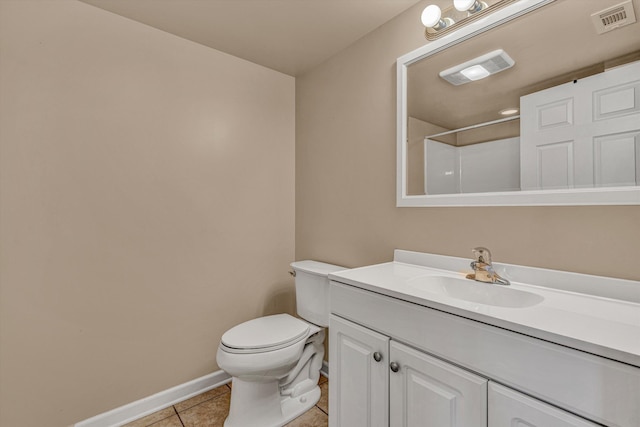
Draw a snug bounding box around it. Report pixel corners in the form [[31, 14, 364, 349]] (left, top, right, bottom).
[[422, 0, 517, 40], [439, 49, 515, 86]]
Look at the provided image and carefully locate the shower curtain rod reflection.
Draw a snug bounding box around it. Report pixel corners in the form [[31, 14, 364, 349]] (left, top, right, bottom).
[[424, 114, 520, 139]]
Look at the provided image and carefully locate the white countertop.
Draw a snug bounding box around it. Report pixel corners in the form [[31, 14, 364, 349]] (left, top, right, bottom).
[[329, 250, 640, 367]]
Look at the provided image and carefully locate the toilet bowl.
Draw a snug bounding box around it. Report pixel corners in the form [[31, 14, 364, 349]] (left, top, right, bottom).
[[216, 260, 344, 427]]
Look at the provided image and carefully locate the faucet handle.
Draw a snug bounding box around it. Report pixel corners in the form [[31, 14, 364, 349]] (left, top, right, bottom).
[[472, 247, 492, 264]]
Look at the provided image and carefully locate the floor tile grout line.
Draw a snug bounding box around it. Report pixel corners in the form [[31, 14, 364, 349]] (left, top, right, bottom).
[[173, 386, 231, 414], [131, 380, 327, 426], [316, 405, 329, 416], [129, 407, 179, 427], [172, 406, 185, 427]]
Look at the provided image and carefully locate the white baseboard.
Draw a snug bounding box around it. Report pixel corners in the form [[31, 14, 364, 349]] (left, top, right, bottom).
[[75, 370, 231, 427]]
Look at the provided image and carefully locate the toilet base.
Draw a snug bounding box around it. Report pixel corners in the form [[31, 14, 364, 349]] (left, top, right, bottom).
[[281, 385, 321, 425], [223, 378, 321, 427]]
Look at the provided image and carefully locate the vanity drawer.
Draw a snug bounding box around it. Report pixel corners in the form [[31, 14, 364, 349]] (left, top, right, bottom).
[[330, 281, 640, 427], [489, 382, 599, 427]]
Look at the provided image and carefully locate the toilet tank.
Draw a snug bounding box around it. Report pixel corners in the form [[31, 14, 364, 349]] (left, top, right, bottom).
[[290, 260, 345, 327]]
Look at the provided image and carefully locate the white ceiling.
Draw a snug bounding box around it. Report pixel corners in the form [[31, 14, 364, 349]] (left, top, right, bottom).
[[80, 0, 424, 76]]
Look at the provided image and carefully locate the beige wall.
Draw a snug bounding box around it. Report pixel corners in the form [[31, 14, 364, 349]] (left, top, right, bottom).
[[2, 0, 639, 426], [0, 1, 295, 426], [295, 0, 640, 281]]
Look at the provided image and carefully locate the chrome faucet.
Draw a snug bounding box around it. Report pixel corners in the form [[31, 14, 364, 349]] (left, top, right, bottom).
[[466, 247, 510, 286]]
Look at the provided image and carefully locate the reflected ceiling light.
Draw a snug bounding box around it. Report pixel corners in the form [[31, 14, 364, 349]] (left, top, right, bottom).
[[460, 64, 491, 81], [421, 0, 517, 40], [499, 107, 519, 116], [439, 49, 515, 85]]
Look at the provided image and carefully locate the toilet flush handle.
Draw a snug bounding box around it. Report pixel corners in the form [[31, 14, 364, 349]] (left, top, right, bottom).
[[289, 270, 296, 277]]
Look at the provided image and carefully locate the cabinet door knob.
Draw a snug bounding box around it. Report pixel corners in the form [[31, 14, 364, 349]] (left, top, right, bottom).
[[390, 362, 400, 373], [373, 352, 383, 362]]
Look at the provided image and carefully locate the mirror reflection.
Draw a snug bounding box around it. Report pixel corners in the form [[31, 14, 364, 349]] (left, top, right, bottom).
[[406, 0, 640, 196]]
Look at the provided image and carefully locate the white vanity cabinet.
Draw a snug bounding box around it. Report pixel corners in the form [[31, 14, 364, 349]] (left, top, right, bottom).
[[329, 314, 488, 427], [330, 311, 603, 427], [328, 276, 637, 427]]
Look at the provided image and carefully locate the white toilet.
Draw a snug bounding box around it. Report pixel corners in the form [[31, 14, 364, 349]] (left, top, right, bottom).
[[216, 260, 344, 427]]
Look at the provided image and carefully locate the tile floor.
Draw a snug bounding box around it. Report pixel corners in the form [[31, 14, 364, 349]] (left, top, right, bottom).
[[123, 376, 329, 427]]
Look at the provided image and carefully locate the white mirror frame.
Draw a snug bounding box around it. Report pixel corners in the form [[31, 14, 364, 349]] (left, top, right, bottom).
[[396, 0, 640, 207]]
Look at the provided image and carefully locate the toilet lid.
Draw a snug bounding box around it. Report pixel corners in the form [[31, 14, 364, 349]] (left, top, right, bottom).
[[221, 314, 310, 351]]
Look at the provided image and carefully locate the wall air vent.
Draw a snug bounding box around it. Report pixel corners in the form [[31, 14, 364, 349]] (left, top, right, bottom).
[[591, 0, 637, 34]]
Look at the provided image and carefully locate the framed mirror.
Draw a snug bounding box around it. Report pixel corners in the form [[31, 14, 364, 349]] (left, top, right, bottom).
[[397, 0, 640, 206]]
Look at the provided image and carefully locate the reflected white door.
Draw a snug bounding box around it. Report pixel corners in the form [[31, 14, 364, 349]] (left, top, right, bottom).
[[520, 61, 640, 190]]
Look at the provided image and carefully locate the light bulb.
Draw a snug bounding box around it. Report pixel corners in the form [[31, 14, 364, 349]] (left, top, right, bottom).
[[454, 0, 475, 11], [421, 5, 443, 28], [454, 0, 487, 13]]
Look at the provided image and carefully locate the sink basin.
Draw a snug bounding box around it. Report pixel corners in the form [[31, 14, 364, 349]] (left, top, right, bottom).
[[408, 275, 544, 308]]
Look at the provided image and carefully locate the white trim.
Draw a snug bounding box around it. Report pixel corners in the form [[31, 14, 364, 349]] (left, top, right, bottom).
[[396, 0, 640, 206], [75, 371, 231, 427]]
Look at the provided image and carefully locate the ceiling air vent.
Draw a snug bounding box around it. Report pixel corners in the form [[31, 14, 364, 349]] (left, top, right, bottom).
[[591, 0, 637, 34]]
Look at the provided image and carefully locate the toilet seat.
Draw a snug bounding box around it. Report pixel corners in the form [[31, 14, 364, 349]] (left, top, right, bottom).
[[220, 314, 310, 354]]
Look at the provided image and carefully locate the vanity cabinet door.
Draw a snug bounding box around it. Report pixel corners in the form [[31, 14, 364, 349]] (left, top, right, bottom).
[[489, 382, 599, 427], [329, 315, 389, 427], [389, 341, 487, 427]]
